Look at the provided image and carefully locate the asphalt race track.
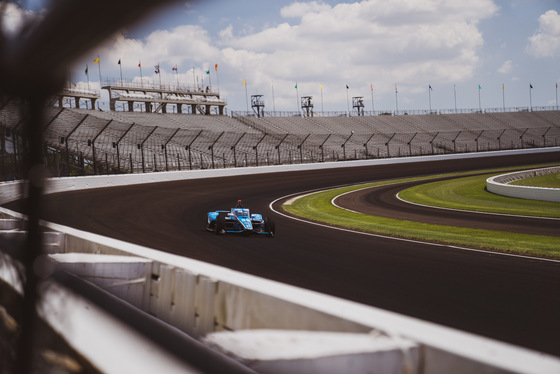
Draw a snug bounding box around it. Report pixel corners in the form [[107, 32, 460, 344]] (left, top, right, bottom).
[[334, 176, 560, 237], [5, 151, 560, 356]]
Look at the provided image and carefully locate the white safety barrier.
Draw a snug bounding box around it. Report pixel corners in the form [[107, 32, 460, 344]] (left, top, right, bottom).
[[487, 166, 560, 202], [2, 148, 560, 373]]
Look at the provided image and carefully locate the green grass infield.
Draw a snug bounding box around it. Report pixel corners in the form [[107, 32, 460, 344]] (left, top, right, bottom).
[[283, 166, 560, 259], [510, 172, 560, 188]]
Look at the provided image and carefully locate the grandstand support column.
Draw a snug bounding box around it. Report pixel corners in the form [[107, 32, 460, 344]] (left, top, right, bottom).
[[342, 131, 354, 161], [163, 128, 181, 171], [275, 134, 289, 165], [190, 104, 196, 114], [543, 127, 551, 147], [385, 132, 396, 158], [497, 129, 506, 150], [115, 123, 135, 173], [177, 103, 182, 114], [139, 126, 158, 173], [64, 114, 89, 176], [520, 128, 529, 148], [74, 97, 80, 109], [205, 104, 211, 115], [253, 133, 267, 167], [231, 133, 246, 167], [90, 119, 113, 174], [319, 134, 331, 162], [91, 98, 97, 110], [407, 132, 418, 156], [186, 130, 203, 170], [219, 105, 224, 115], [475, 130, 484, 152], [363, 133, 375, 159], [429, 132, 439, 154], [128, 101, 134, 112], [452, 131, 461, 153], [298, 134, 311, 163], [209, 131, 225, 169]]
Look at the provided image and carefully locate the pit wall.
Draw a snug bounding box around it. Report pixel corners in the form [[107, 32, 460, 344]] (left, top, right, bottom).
[[2, 148, 560, 374], [486, 166, 560, 202]]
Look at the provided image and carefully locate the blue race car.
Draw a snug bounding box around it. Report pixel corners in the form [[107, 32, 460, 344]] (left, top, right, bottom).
[[207, 201, 275, 237]]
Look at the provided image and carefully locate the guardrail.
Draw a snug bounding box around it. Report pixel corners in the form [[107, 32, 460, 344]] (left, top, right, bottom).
[[2, 149, 560, 373], [486, 166, 560, 202]]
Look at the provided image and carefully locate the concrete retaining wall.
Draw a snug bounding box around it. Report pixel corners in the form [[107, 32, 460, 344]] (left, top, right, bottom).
[[486, 166, 560, 202]]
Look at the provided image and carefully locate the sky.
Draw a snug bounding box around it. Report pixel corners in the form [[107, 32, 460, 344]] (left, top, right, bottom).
[[3, 0, 560, 113]]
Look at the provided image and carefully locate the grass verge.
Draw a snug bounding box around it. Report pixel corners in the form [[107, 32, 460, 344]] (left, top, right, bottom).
[[398, 173, 560, 218], [510, 172, 560, 188], [283, 167, 560, 259]]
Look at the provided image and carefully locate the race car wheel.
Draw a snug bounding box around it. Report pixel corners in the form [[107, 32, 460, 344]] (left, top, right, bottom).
[[265, 217, 275, 237], [216, 214, 226, 235]]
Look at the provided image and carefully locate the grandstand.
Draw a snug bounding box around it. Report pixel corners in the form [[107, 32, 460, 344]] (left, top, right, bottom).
[[0, 99, 559, 180]]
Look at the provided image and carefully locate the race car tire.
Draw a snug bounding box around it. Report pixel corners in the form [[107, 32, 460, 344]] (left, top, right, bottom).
[[216, 214, 226, 235], [264, 217, 275, 237]]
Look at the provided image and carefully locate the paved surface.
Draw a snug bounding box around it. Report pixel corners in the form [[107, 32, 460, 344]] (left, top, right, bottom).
[[5, 151, 560, 356], [334, 175, 560, 236]]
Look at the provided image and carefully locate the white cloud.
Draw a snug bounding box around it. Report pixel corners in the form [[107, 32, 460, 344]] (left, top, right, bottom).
[[526, 10, 560, 58], [74, 0, 500, 111], [498, 60, 512, 74], [0, 2, 42, 37]]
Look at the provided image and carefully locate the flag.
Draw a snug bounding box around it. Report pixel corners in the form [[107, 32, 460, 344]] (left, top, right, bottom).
[[346, 84, 349, 89], [85, 65, 88, 75], [530, 83, 533, 89], [478, 84, 482, 89], [206, 69, 210, 74], [295, 83, 297, 89], [215, 63, 218, 71], [172, 65, 177, 71], [429, 84, 433, 91], [243, 80, 246, 85], [94, 57, 100, 64], [118, 59, 121, 65], [155, 64, 160, 74], [320, 84, 322, 89], [138, 61, 141, 68], [502, 84, 504, 90], [395, 85, 398, 93], [370, 84, 373, 92]]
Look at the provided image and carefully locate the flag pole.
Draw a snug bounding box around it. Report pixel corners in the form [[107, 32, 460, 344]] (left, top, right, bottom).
[[395, 85, 399, 115], [502, 84, 505, 110], [453, 84, 457, 113], [85, 65, 90, 91], [244, 80, 249, 113], [370, 84, 374, 114], [96, 55, 102, 86], [118, 58, 123, 85], [156, 62, 161, 88], [428, 85, 432, 113], [556, 83, 558, 110], [139, 60, 143, 88], [272, 81, 276, 114], [346, 84, 350, 117], [215, 64, 220, 93], [295, 83, 300, 116], [320, 84, 324, 115], [529, 83, 533, 111], [478, 84, 481, 112], [192, 66, 196, 91]]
